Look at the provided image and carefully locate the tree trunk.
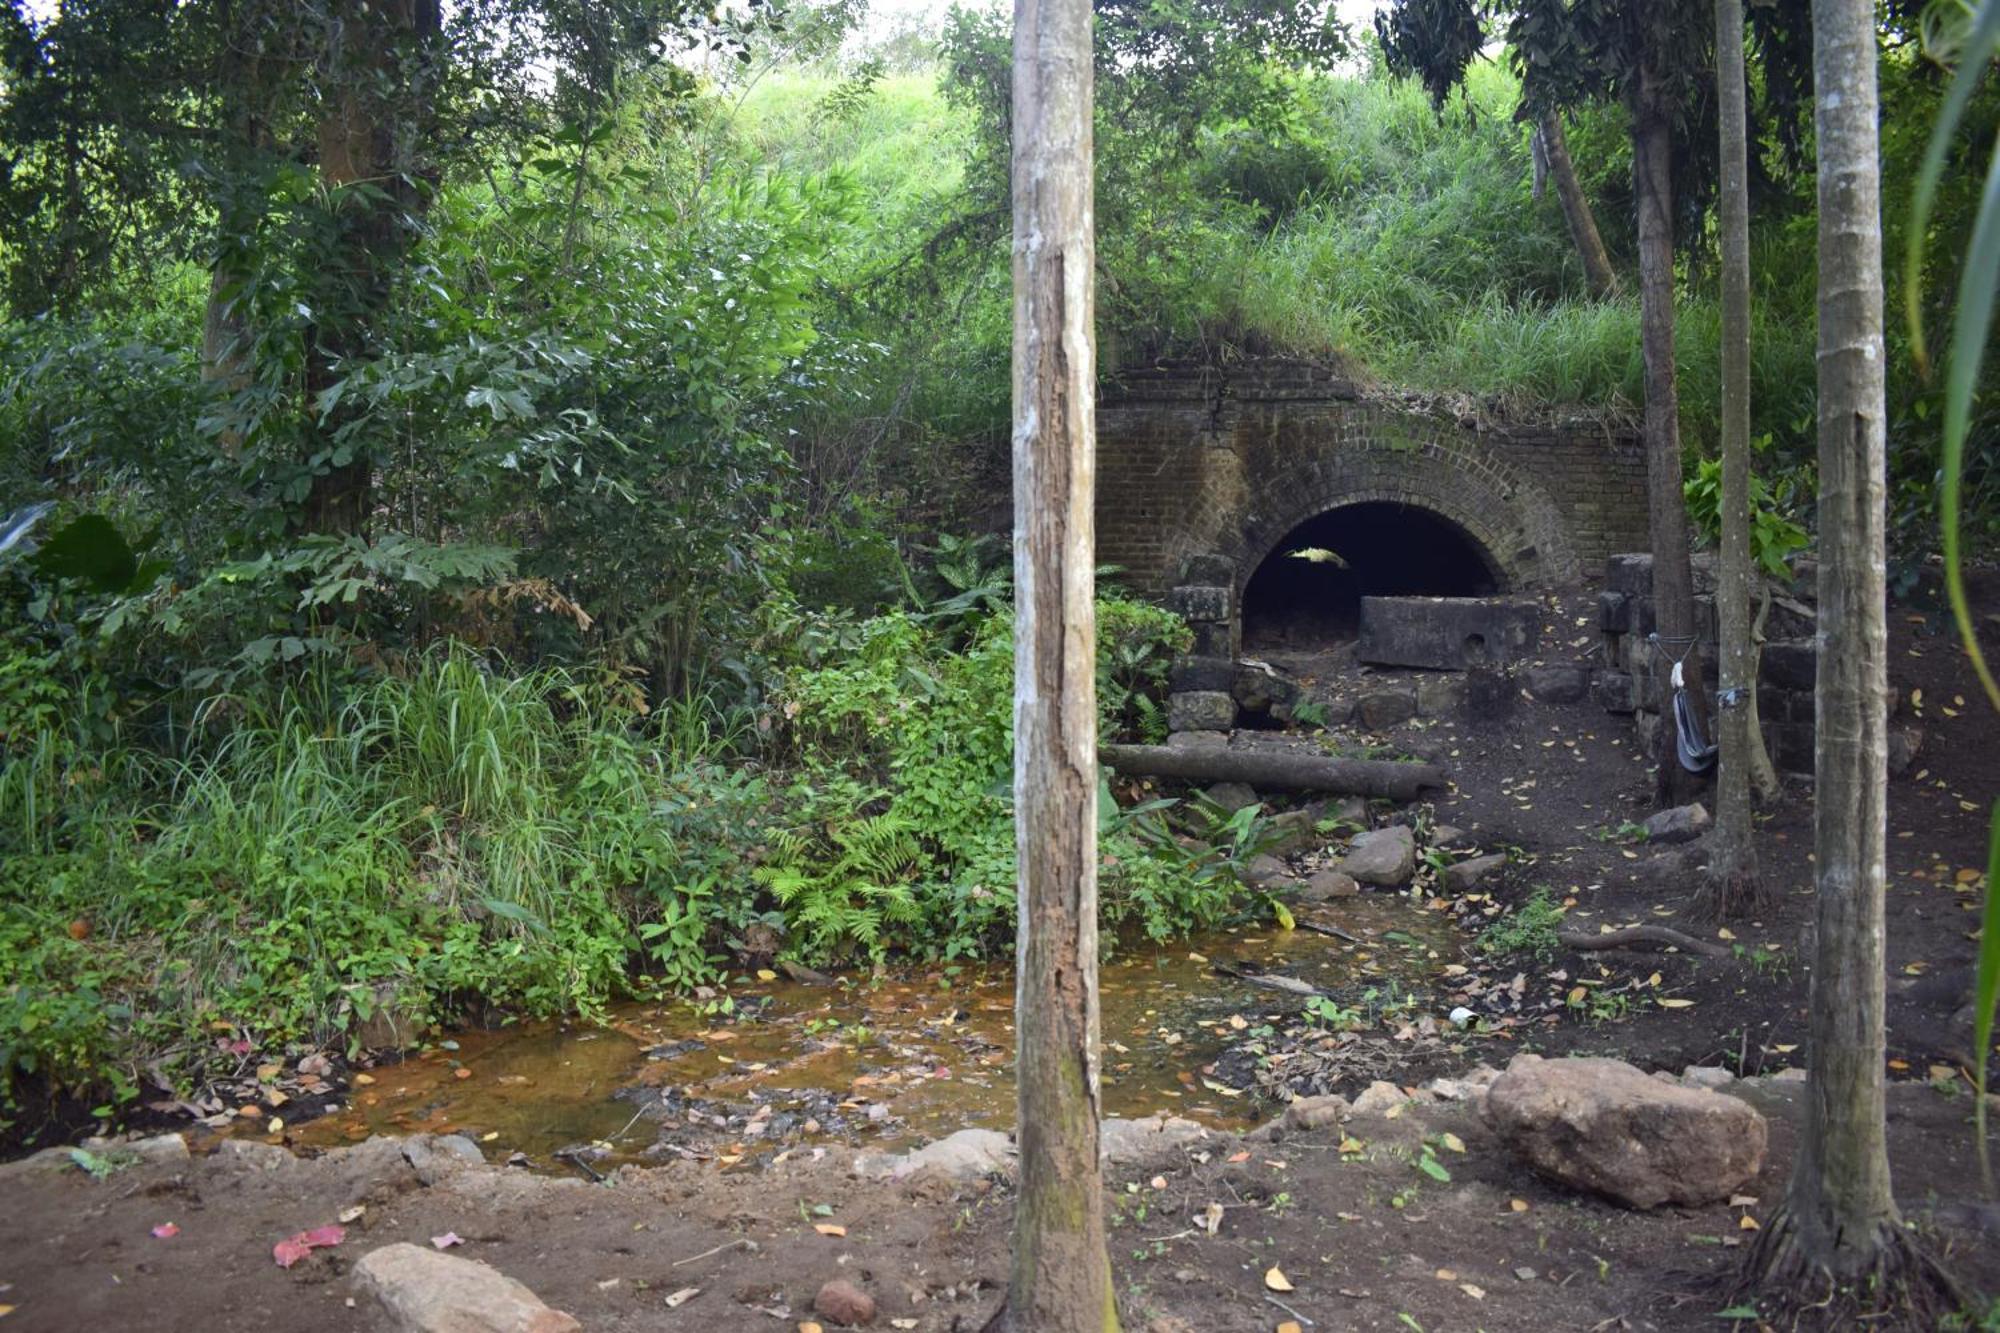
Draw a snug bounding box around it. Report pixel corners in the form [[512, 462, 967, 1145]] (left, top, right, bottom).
[[1099, 744, 1443, 800], [1699, 0, 1766, 920], [1631, 55, 1707, 807], [302, 0, 441, 535], [999, 0, 1117, 1329], [1538, 112, 1619, 299], [1746, 0, 1958, 1313]]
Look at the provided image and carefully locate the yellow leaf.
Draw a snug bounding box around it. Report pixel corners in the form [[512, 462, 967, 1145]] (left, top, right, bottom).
[[1645, 972, 1662, 988], [352, 1073, 376, 1085], [1716, 927, 1736, 941], [1278, 1323, 1304, 1333], [0, 1304, 13, 1317], [1187, 952, 1208, 963], [1739, 1214, 1760, 1231], [1440, 1132, 1466, 1154], [813, 1223, 846, 1237], [717, 1154, 743, 1166], [1435, 1268, 1457, 1281], [1773, 1044, 1798, 1054], [481, 1131, 499, 1142], [1265, 1266, 1294, 1292], [1567, 986, 1588, 1005], [266, 1117, 284, 1135], [1888, 1059, 1910, 1072], [800, 1324, 825, 1333], [1272, 900, 1296, 931], [1460, 1283, 1487, 1300], [1657, 998, 1695, 1009], [1509, 1198, 1529, 1213], [756, 969, 777, 982]]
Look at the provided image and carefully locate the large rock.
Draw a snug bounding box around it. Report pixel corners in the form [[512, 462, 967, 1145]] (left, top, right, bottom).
[[1339, 825, 1415, 887], [1298, 869, 1360, 903], [355, 1243, 581, 1333], [1483, 1054, 1766, 1208], [1100, 1115, 1207, 1165], [1356, 688, 1417, 730], [1524, 664, 1590, 704], [856, 1127, 1016, 1182], [1355, 596, 1541, 670], [1441, 852, 1506, 892]]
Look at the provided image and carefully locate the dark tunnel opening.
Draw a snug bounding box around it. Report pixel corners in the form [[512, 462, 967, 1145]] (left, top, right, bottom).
[[1241, 502, 1501, 651]]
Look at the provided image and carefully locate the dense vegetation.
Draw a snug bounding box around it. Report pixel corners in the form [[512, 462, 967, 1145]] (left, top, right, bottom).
[[2, 0, 1995, 1129]]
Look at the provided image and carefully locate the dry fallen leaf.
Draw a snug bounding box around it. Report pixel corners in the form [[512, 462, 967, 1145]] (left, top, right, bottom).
[[431, 1232, 463, 1250], [1657, 998, 1695, 1009], [1435, 1268, 1457, 1281], [1739, 1215, 1760, 1231], [337, 1205, 366, 1224], [1277, 1323, 1304, 1333], [352, 1073, 375, 1085], [1226, 1150, 1250, 1164], [1460, 1283, 1486, 1300], [799, 1324, 825, 1333], [454, 1068, 473, 1080], [664, 1286, 701, 1308], [1509, 1198, 1529, 1213], [1264, 1266, 1294, 1293], [1440, 1132, 1466, 1154], [814, 1223, 847, 1238]]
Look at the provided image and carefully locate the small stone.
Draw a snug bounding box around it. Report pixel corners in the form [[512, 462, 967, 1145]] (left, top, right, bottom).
[[1680, 1065, 1735, 1090], [1514, 1266, 1538, 1282], [1350, 1081, 1406, 1116], [1642, 803, 1712, 845], [1429, 824, 1466, 848], [1283, 1094, 1350, 1131], [1339, 825, 1416, 887], [1441, 852, 1507, 893], [814, 1279, 877, 1327], [1201, 782, 1259, 814], [1297, 869, 1360, 903], [355, 1243, 581, 1333]]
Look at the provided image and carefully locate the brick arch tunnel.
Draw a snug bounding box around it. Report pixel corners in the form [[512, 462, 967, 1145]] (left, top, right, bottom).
[[1240, 501, 1504, 650]]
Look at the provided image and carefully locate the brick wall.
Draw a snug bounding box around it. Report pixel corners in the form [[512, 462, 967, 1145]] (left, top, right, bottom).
[[1096, 358, 1650, 595]]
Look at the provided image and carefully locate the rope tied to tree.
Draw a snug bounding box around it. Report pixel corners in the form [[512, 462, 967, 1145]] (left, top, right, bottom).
[[1647, 632, 1718, 774]]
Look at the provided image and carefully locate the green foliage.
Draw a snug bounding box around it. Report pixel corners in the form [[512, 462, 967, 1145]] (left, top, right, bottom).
[[1683, 454, 1810, 578], [1479, 888, 1567, 962]]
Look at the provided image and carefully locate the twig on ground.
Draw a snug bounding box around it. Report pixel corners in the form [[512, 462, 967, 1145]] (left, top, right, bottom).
[[1557, 925, 1729, 959]]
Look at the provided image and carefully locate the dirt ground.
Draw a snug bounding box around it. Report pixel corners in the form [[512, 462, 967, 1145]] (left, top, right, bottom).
[[3, 581, 1997, 1331]]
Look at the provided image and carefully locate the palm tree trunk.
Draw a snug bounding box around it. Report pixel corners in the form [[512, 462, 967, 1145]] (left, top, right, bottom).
[[1746, 0, 1960, 1312], [999, 0, 1118, 1328], [1631, 53, 1707, 807], [1699, 0, 1768, 918]]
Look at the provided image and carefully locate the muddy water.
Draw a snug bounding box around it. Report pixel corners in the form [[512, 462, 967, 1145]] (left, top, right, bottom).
[[294, 897, 1456, 1170]]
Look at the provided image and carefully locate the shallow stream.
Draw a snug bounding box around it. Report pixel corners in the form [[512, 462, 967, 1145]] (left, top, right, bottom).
[[293, 896, 1457, 1171]]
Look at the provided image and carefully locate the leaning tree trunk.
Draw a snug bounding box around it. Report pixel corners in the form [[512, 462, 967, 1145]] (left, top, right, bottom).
[[1746, 0, 1959, 1313], [998, 0, 1118, 1329], [1699, 0, 1767, 919], [1538, 112, 1620, 299], [1632, 55, 1708, 807]]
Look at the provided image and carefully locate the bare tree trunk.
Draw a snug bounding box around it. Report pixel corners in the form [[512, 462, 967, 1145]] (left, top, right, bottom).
[[1746, 0, 1959, 1312], [1632, 54, 1707, 808], [1538, 112, 1620, 299], [1699, 0, 1767, 919], [998, 0, 1117, 1329]]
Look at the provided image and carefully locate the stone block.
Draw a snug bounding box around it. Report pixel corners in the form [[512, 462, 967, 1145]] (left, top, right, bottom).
[[1233, 661, 1300, 715], [1768, 721, 1815, 775], [1178, 553, 1237, 586], [1187, 618, 1235, 660], [1167, 691, 1236, 733], [1166, 584, 1231, 624], [1605, 553, 1653, 596], [1594, 669, 1637, 714], [1168, 656, 1235, 694], [1354, 596, 1541, 670], [1762, 639, 1816, 691], [1598, 590, 1631, 633]]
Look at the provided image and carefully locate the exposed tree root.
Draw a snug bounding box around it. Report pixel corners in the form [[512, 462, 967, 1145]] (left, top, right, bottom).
[[1690, 861, 1773, 925], [1556, 925, 1730, 959], [1736, 1204, 1969, 1331]]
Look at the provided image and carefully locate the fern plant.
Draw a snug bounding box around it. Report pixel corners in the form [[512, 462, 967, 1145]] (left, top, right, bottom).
[[754, 811, 928, 963]]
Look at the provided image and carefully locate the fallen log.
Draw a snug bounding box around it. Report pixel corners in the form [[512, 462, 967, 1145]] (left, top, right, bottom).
[[1556, 925, 1730, 959], [1100, 743, 1443, 800]]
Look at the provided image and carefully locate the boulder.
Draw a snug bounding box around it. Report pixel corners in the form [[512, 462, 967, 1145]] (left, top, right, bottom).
[[1168, 656, 1236, 694], [1483, 1054, 1766, 1208], [1166, 585, 1232, 624], [1339, 825, 1415, 887], [354, 1243, 581, 1333], [1356, 688, 1417, 731], [1441, 852, 1507, 892], [1240, 854, 1292, 891], [856, 1127, 1016, 1182], [1234, 661, 1301, 717], [1642, 803, 1712, 845], [1298, 869, 1360, 903], [1262, 809, 1319, 857], [814, 1279, 877, 1327]]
